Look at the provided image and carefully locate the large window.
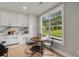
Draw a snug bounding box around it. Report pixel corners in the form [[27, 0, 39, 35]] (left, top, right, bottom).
[[42, 16, 49, 36], [50, 10, 63, 38], [41, 5, 64, 40]]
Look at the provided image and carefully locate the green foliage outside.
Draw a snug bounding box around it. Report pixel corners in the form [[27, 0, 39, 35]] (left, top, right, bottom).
[[42, 11, 63, 38], [43, 26, 63, 37]]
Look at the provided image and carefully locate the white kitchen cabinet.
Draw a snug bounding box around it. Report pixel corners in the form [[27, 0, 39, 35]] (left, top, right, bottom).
[[0, 10, 2, 25], [17, 14, 29, 27], [0, 38, 19, 45], [0, 10, 29, 27], [0, 10, 18, 26], [5, 38, 19, 45]]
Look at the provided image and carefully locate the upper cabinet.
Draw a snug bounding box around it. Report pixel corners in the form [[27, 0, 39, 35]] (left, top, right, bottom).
[[0, 10, 18, 26], [17, 14, 29, 27], [0, 10, 29, 27]]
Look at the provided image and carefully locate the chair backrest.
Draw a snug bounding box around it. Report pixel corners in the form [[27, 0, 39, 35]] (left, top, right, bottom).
[[27, 42, 36, 45], [0, 44, 8, 56], [30, 45, 43, 52], [0, 41, 6, 45]]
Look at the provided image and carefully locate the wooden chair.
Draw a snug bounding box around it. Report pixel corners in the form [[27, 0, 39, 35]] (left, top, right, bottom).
[[30, 36, 43, 57]]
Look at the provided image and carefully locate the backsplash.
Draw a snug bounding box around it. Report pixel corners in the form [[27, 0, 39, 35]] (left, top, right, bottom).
[[0, 26, 29, 37]]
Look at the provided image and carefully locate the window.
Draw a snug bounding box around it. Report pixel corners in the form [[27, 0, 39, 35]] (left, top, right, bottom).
[[42, 16, 49, 36], [50, 10, 63, 38], [41, 5, 64, 41]]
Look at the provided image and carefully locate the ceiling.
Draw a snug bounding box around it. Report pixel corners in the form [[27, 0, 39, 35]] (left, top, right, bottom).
[[0, 2, 59, 15]]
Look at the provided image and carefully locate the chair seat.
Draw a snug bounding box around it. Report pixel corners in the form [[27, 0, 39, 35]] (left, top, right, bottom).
[[30, 45, 43, 52], [27, 42, 36, 45]]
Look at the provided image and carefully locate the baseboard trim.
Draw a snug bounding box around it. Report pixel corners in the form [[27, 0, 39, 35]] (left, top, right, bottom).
[[53, 48, 73, 57]]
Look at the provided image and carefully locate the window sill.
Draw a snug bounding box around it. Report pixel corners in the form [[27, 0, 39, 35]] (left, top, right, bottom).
[[53, 40, 64, 45], [43, 35, 62, 41], [50, 36, 64, 45], [50, 36, 62, 41], [42, 35, 64, 45]]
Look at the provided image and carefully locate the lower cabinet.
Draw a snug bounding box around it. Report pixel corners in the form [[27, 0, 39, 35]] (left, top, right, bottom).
[[19, 39, 26, 44], [5, 39, 19, 46]]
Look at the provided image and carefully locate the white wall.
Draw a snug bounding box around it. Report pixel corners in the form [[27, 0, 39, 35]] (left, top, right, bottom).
[[29, 15, 37, 37], [37, 3, 79, 57]]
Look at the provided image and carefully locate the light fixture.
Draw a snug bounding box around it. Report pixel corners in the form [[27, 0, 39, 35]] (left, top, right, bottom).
[[39, 2, 43, 5], [23, 6, 27, 10]]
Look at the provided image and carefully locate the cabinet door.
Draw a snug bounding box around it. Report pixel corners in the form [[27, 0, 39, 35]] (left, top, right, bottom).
[[23, 15, 29, 26], [5, 38, 19, 45], [17, 14, 29, 27], [1, 10, 18, 26], [0, 10, 1, 25]]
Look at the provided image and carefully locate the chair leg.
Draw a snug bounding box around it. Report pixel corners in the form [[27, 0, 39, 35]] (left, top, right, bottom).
[[4, 53, 8, 57], [6, 53, 8, 57], [31, 52, 37, 57], [41, 51, 43, 56], [31, 52, 34, 57], [3, 54, 6, 57]]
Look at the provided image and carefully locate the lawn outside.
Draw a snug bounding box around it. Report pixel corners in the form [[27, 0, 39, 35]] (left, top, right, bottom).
[[51, 29, 63, 37], [43, 29, 63, 38]]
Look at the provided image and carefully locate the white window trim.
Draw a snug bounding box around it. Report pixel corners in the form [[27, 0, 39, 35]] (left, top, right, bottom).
[[40, 4, 64, 45]]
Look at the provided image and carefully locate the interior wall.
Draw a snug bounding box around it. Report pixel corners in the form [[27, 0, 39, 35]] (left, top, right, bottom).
[[29, 15, 38, 37], [37, 2, 79, 57], [37, 16, 41, 33]]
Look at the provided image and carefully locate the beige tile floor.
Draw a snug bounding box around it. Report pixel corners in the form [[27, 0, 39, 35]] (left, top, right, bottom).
[[8, 44, 63, 57]]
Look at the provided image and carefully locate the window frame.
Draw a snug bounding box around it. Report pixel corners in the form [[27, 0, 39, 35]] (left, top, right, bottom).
[[50, 10, 63, 38], [40, 4, 64, 44]]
